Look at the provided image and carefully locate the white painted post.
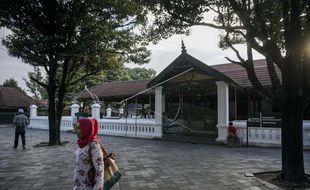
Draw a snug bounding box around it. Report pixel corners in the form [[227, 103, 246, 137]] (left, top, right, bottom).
[[155, 86, 163, 137], [29, 105, 38, 118], [119, 108, 124, 118], [70, 103, 80, 117], [29, 105, 38, 129], [107, 108, 112, 118], [215, 81, 229, 142], [91, 103, 101, 119]]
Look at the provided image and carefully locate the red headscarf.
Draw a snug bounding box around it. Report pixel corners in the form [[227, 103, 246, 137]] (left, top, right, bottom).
[[77, 118, 101, 148]]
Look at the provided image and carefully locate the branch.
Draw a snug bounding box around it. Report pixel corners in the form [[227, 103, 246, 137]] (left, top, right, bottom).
[[67, 58, 82, 83], [215, 0, 284, 71], [225, 33, 273, 99], [59, 57, 70, 90], [227, 0, 272, 47], [188, 21, 244, 30], [265, 54, 282, 89], [113, 20, 136, 29], [224, 34, 246, 63], [253, 0, 268, 37], [167, 10, 244, 31], [43, 63, 49, 74], [224, 57, 243, 67], [245, 42, 273, 99], [30, 76, 48, 89], [68, 70, 100, 86], [281, 0, 290, 53]]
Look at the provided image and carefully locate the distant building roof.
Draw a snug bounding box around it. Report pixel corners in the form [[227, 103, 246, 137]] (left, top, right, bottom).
[[77, 59, 281, 100], [77, 79, 153, 99], [0, 87, 42, 109], [212, 59, 281, 88], [35, 99, 48, 107]]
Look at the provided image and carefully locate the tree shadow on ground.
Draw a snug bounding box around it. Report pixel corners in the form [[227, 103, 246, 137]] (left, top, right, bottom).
[[255, 171, 310, 190], [33, 141, 70, 148]]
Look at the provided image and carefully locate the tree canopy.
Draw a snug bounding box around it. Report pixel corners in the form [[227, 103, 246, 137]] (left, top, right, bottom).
[[2, 77, 24, 92], [144, 0, 310, 183], [0, 0, 151, 145], [23, 68, 48, 99]]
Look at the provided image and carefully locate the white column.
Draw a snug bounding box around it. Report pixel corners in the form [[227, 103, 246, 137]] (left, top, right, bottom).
[[216, 81, 229, 142], [91, 103, 101, 119], [155, 86, 163, 126], [29, 105, 38, 118], [106, 108, 112, 118], [70, 103, 80, 117], [119, 108, 124, 118], [29, 105, 38, 129]]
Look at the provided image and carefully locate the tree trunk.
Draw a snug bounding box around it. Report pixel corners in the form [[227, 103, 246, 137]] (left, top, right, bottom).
[[48, 88, 61, 145], [281, 99, 306, 182], [55, 87, 66, 145], [47, 63, 61, 146]]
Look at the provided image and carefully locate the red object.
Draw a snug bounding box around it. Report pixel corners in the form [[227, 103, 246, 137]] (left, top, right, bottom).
[[228, 125, 237, 136], [77, 118, 101, 148]]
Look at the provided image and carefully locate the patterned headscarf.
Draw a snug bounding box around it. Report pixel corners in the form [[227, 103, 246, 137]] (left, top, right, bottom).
[[77, 118, 101, 148]]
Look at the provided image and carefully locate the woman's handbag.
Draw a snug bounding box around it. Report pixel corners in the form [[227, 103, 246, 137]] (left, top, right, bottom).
[[88, 141, 122, 190]]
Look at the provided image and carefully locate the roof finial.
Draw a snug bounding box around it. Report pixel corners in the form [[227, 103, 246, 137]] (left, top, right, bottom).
[[181, 39, 187, 54]]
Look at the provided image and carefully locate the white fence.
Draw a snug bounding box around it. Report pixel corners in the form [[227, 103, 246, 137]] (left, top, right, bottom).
[[30, 116, 310, 147], [218, 120, 310, 148], [29, 116, 162, 139], [28, 104, 310, 147], [29, 116, 74, 131], [97, 118, 161, 138]]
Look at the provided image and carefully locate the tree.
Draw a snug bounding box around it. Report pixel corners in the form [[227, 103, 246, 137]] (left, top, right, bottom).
[[144, 0, 310, 183], [23, 68, 48, 99], [102, 67, 156, 82], [3, 78, 18, 87], [3, 77, 24, 92], [127, 67, 156, 80], [0, 0, 150, 145]]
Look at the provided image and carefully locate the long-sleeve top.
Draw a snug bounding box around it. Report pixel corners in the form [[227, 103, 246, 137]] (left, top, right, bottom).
[[73, 141, 104, 190]]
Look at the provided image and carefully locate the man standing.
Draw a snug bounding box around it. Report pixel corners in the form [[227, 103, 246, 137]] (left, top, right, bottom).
[[13, 109, 29, 149]]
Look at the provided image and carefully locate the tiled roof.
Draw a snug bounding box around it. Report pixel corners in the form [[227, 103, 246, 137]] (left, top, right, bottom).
[[77, 79, 153, 99], [147, 52, 241, 88], [77, 59, 281, 99], [0, 87, 41, 109], [212, 59, 281, 88]]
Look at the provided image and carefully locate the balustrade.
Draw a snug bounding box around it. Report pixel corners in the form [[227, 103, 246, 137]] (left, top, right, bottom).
[[28, 104, 310, 147]]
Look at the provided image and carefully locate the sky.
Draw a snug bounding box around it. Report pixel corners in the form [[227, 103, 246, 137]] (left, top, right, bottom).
[[0, 26, 263, 93]]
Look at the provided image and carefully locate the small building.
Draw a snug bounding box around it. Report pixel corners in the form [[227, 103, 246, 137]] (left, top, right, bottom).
[[76, 44, 310, 141], [77, 79, 154, 117], [0, 86, 42, 124]]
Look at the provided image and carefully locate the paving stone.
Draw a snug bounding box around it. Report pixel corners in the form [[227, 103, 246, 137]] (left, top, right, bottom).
[[0, 127, 310, 189]]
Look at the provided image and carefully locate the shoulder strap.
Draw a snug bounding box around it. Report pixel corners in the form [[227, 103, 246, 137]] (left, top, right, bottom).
[[89, 140, 108, 156], [90, 140, 115, 160], [86, 142, 96, 186], [88, 142, 94, 165], [97, 141, 108, 156]]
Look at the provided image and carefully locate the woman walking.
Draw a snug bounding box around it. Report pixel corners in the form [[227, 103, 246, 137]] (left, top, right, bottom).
[[73, 118, 104, 190]]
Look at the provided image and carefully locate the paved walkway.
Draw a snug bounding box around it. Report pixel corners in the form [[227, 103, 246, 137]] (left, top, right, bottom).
[[0, 127, 309, 190]]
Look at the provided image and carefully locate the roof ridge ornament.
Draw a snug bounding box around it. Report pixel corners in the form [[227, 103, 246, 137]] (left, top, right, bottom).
[[181, 39, 187, 54]]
